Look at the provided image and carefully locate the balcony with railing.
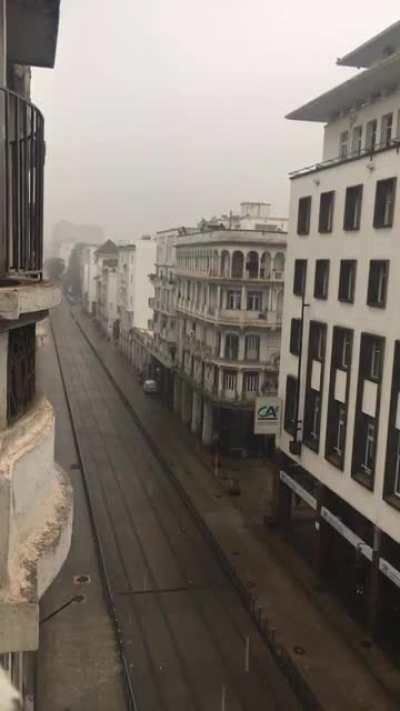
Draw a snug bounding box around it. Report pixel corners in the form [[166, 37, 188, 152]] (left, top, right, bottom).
[[0, 88, 60, 321], [290, 136, 400, 179]]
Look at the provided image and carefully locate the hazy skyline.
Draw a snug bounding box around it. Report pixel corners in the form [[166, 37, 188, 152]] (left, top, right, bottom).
[[32, 1, 400, 243]]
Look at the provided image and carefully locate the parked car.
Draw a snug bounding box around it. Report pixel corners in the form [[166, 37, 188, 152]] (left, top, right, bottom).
[[143, 379, 158, 394]]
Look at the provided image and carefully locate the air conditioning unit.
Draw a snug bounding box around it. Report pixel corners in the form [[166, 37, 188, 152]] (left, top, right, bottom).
[[258, 312, 267, 320]]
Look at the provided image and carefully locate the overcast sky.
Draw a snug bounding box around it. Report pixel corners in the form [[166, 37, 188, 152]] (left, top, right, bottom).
[[32, 1, 400, 243]]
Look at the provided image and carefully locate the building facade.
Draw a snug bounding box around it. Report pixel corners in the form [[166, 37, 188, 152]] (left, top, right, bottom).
[[174, 229, 286, 453], [219, 202, 288, 232], [118, 237, 157, 355], [0, 1, 73, 704], [278, 22, 400, 649]]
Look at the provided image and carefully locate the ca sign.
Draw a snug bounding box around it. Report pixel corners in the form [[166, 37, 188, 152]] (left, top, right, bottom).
[[254, 397, 281, 435]]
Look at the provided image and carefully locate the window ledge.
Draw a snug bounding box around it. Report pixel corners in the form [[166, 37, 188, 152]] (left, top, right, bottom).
[[325, 452, 344, 470], [383, 493, 400, 512], [351, 469, 374, 491]]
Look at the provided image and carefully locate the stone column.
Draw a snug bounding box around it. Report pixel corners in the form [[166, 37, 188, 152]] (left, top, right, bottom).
[[191, 391, 202, 434], [202, 400, 213, 445]]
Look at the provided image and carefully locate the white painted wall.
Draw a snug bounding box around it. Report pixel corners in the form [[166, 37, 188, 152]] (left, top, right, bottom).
[[280, 119, 400, 544]]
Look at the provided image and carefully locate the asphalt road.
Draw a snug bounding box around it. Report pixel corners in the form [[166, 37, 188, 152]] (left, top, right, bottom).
[[52, 304, 300, 711]]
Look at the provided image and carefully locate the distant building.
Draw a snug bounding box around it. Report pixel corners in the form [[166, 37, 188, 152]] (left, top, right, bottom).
[[202, 202, 288, 233], [278, 21, 400, 645], [173, 228, 286, 453]]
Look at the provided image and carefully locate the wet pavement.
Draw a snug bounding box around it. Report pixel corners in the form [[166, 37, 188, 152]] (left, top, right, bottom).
[[49, 303, 300, 711]]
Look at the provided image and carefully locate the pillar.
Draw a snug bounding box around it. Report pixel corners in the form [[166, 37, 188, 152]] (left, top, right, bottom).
[[367, 525, 381, 635], [181, 381, 192, 425], [202, 400, 213, 445], [173, 375, 181, 414], [191, 391, 202, 434]]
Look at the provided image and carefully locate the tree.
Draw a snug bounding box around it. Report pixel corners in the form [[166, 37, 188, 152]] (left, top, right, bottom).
[[44, 257, 65, 281]]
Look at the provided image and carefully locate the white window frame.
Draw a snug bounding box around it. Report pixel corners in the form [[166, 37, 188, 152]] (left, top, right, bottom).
[[362, 420, 375, 474], [334, 405, 346, 455], [371, 343, 382, 380], [366, 119, 377, 151], [351, 125, 362, 155], [227, 290, 241, 310], [244, 372, 259, 392], [310, 394, 320, 440], [245, 334, 260, 360], [223, 370, 237, 391], [381, 112, 393, 145], [247, 291, 262, 311]]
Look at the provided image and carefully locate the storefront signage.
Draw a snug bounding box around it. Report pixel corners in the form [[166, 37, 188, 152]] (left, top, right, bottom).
[[320, 507, 373, 561], [379, 558, 400, 589], [254, 397, 281, 435], [280, 470, 317, 510]]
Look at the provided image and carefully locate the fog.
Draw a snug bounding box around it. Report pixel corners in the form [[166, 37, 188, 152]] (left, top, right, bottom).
[[31, 1, 400, 243]]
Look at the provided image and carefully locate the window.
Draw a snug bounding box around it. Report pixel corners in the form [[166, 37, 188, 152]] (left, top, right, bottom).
[[343, 185, 363, 231], [362, 421, 375, 474], [297, 196, 312, 235], [370, 340, 382, 380], [284, 375, 298, 435], [314, 260, 329, 299], [290, 318, 302, 356], [351, 126, 362, 155], [223, 370, 237, 391], [303, 321, 326, 451], [247, 291, 262, 311], [366, 119, 377, 151], [335, 406, 346, 455], [352, 333, 385, 488], [244, 372, 259, 393], [374, 178, 396, 228], [224, 333, 239, 360], [383, 343, 400, 504], [394, 434, 400, 497], [381, 112, 393, 145], [367, 260, 389, 308], [293, 259, 307, 296], [325, 327, 353, 468], [318, 191, 335, 233], [245, 334, 260, 361], [338, 260, 356, 303], [227, 290, 241, 310], [339, 130, 349, 158]]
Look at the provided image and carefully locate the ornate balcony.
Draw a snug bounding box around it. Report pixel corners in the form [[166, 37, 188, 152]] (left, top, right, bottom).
[[0, 87, 44, 278]]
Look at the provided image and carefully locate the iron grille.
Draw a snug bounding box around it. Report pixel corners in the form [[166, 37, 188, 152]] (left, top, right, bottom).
[[0, 87, 45, 277], [7, 324, 36, 424]]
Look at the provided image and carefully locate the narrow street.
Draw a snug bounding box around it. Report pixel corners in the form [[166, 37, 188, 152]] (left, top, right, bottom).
[[50, 303, 299, 711]]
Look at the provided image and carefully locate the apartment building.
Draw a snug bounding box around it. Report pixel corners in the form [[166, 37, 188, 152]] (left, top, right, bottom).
[[174, 228, 286, 453], [82, 244, 97, 314], [278, 21, 400, 649], [118, 237, 156, 355], [0, 1, 73, 703]]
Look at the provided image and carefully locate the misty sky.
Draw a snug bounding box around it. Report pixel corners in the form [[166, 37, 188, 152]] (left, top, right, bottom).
[[32, 1, 400, 243]]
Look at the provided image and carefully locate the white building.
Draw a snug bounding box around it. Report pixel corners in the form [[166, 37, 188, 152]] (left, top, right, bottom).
[[278, 21, 400, 645], [203, 202, 288, 232], [174, 228, 286, 453], [82, 245, 98, 315], [0, 2, 72, 704], [118, 237, 156, 354]]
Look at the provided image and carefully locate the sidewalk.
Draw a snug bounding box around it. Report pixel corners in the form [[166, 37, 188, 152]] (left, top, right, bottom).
[[74, 306, 400, 711], [36, 319, 126, 711]]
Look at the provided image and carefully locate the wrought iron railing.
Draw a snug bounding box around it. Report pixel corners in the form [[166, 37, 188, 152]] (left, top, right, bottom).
[[0, 87, 45, 277]]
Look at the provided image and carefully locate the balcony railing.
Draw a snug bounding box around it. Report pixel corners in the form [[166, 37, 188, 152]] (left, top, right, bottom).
[[290, 137, 400, 179], [0, 87, 45, 277]]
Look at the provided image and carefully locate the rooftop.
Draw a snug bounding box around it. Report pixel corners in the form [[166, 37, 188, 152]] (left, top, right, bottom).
[[338, 20, 400, 68], [287, 49, 400, 122]]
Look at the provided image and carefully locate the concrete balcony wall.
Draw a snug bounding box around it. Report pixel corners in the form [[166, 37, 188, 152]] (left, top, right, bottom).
[[0, 395, 73, 653]]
